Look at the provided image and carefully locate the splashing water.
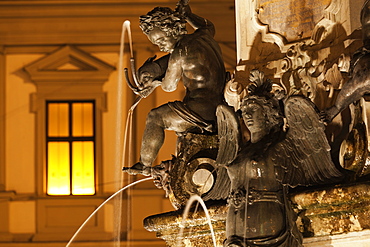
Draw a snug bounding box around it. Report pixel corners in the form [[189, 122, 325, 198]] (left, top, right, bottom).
[[115, 19, 141, 247], [64, 19, 141, 247], [176, 195, 217, 247], [66, 177, 153, 247], [116, 19, 140, 173], [116, 19, 140, 178]]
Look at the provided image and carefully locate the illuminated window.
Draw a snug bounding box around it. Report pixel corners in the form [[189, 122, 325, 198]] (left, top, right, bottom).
[[46, 101, 96, 196]]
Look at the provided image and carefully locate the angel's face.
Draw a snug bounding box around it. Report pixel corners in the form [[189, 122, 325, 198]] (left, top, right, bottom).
[[241, 101, 269, 141]]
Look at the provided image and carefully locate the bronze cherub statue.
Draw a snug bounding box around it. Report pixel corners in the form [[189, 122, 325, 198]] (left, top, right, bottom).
[[123, 0, 227, 177]]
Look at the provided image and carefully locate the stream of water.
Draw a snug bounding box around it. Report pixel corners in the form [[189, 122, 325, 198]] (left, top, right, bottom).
[[177, 194, 218, 247], [66, 177, 153, 247]]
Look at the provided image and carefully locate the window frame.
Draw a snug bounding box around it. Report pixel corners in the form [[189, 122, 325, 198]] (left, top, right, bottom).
[[45, 100, 97, 196], [31, 92, 106, 198]]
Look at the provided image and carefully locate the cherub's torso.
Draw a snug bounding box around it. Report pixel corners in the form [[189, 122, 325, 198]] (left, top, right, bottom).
[[168, 30, 226, 120]]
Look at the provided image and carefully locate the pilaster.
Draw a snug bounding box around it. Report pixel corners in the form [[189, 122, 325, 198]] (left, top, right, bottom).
[[0, 46, 5, 192]]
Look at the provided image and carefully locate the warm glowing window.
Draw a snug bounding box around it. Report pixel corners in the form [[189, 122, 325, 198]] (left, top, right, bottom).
[[46, 101, 96, 195]]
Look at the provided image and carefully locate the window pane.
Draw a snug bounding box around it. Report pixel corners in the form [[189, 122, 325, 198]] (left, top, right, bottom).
[[72, 141, 95, 195], [48, 103, 69, 137], [72, 103, 93, 137], [47, 142, 70, 195]]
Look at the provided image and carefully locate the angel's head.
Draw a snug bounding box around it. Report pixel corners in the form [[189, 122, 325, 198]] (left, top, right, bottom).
[[241, 96, 283, 143], [240, 70, 284, 143]]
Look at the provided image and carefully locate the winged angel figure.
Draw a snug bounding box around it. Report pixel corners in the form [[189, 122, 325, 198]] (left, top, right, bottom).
[[217, 70, 343, 247]]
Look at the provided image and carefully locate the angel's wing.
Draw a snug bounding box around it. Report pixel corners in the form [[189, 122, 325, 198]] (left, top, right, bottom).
[[201, 104, 239, 201], [272, 96, 343, 187], [215, 104, 241, 166]]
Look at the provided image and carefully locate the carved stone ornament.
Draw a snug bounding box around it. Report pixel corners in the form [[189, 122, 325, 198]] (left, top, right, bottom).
[[257, 0, 332, 42], [228, 0, 369, 179], [230, 0, 362, 111]]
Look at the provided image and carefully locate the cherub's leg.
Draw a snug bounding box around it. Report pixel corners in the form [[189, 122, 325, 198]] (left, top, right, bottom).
[[140, 104, 195, 167]]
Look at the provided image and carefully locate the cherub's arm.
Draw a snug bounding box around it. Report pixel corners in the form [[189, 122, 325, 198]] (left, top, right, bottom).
[[136, 52, 181, 97], [177, 2, 215, 36], [138, 54, 170, 84], [161, 51, 183, 92], [134, 54, 170, 98]]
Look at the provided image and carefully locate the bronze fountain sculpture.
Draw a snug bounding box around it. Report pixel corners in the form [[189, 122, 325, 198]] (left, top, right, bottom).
[[123, 0, 227, 173], [217, 71, 343, 246], [123, 0, 370, 246], [123, 0, 231, 208]]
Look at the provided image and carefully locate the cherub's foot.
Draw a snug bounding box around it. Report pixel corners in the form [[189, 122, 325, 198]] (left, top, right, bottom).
[[122, 162, 151, 176]]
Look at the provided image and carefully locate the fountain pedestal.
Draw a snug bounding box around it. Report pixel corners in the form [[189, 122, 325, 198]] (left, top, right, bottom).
[[144, 201, 228, 247], [144, 181, 370, 246]]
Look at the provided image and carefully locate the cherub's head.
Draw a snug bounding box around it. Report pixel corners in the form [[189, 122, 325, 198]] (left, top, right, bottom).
[[140, 7, 187, 53]]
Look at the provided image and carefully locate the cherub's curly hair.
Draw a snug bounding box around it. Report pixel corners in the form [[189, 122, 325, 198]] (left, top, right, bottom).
[[139, 7, 187, 38]]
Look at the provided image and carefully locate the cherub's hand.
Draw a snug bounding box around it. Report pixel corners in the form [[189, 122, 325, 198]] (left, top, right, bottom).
[[176, 0, 191, 17], [137, 55, 162, 86], [135, 80, 161, 98], [139, 71, 154, 85]]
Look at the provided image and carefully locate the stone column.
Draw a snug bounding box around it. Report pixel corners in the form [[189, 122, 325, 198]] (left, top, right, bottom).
[[0, 46, 13, 240]]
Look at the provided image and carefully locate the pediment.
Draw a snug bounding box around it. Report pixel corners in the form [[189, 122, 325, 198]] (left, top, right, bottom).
[[24, 45, 115, 84]]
